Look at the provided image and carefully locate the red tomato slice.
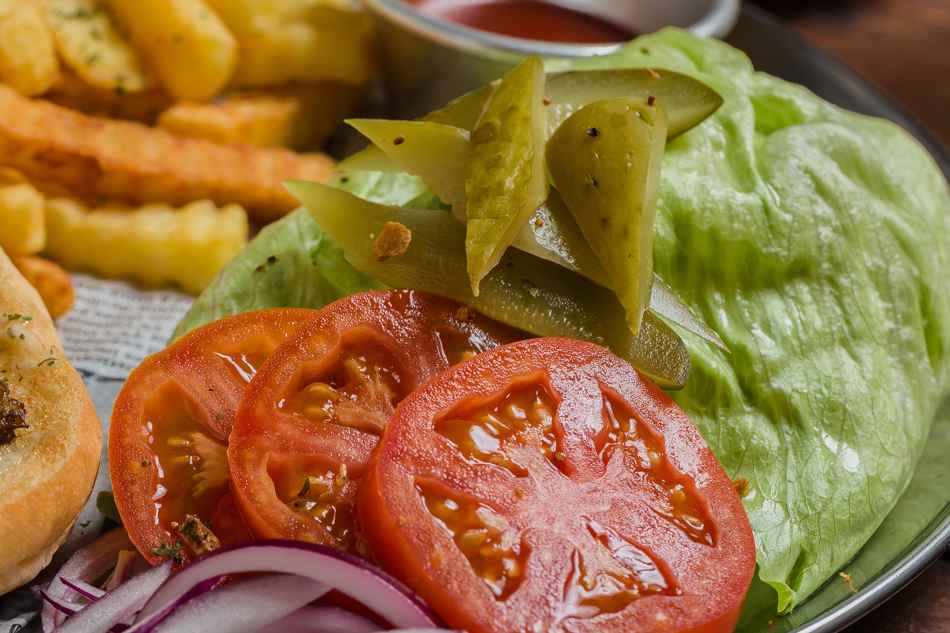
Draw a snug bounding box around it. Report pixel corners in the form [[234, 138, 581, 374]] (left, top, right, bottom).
[[359, 337, 756, 633], [228, 290, 521, 556], [109, 308, 315, 565]]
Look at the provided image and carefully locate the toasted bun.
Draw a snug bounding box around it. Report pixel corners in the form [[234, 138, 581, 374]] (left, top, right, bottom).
[[0, 246, 101, 594]]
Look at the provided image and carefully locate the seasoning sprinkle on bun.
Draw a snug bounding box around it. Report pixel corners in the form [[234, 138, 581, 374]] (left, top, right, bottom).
[[0, 246, 100, 593]]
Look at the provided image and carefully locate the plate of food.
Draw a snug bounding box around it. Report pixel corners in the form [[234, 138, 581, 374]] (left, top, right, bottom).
[[2, 2, 949, 633]]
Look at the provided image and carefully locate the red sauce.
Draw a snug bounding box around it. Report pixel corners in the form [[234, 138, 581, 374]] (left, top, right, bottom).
[[409, 0, 635, 44]]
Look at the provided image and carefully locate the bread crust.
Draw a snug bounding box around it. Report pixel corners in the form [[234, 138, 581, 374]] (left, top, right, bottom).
[[0, 246, 101, 594]]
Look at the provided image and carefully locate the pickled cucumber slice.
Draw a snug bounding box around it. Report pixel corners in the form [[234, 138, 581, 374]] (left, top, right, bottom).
[[511, 193, 727, 351], [425, 79, 498, 129], [545, 68, 721, 139], [547, 97, 667, 336], [511, 188, 612, 287], [287, 179, 691, 390], [336, 81, 496, 174], [464, 56, 548, 295], [338, 69, 719, 174], [346, 119, 471, 209]]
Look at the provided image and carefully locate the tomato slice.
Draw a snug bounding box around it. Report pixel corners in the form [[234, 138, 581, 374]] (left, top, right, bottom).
[[359, 337, 755, 633], [228, 290, 521, 556], [109, 308, 315, 565]]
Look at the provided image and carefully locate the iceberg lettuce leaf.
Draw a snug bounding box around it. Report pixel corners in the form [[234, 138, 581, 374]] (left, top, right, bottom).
[[549, 29, 950, 611]]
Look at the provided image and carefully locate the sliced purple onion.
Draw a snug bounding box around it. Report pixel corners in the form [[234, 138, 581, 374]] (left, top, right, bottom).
[[60, 579, 106, 601], [40, 591, 84, 618], [387, 630, 461, 633], [43, 527, 136, 632], [53, 561, 172, 633], [258, 604, 382, 633], [147, 573, 328, 633], [131, 541, 441, 632]]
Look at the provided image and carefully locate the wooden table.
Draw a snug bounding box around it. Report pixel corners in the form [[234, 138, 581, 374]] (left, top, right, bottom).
[[745, 2, 950, 631], [747, 0, 950, 150]]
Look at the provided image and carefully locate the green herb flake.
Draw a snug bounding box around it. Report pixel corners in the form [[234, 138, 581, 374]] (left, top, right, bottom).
[[521, 279, 539, 298], [151, 540, 185, 563]]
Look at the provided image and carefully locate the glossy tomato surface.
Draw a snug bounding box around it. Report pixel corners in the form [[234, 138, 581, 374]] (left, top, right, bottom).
[[359, 337, 756, 633], [228, 290, 521, 555], [109, 308, 314, 565]]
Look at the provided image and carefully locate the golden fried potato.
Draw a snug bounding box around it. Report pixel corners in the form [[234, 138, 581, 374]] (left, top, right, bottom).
[[44, 197, 248, 295], [105, 0, 237, 101], [0, 84, 336, 223], [203, 0, 279, 36], [0, 169, 45, 257], [43, 68, 173, 124], [0, 0, 59, 96], [10, 255, 75, 318], [157, 84, 362, 150], [42, 0, 154, 93], [229, 3, 377, 89]]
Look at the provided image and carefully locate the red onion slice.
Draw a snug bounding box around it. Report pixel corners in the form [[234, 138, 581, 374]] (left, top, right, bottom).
[[148, 573, 328, 633], [132, 541, 440, 630], [59, 579, 106, 601], [43, 527, 136, 632], [257, 604, 382, 633], [53, 561, 172, 633], [40, 591, 84, 618]]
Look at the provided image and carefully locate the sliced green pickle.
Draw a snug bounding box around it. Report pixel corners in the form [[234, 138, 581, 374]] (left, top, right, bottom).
[[650, 277, 728, 351], [424, 80, 497, 129], [464, 56, 548, 296], [545, 68, 722, 139], [346, 119, 471, 209], [512, 194, 726, 350], [286, 180, 691, 390], [336, 81, 496, 174], [334, 144, 401, 173], [547, 97, 667, 335], [511, 188, 612, 288], [339, 69, 719, 174]]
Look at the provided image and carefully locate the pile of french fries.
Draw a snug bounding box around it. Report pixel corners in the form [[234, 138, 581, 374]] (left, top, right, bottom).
[[0, 0, 378, 312]]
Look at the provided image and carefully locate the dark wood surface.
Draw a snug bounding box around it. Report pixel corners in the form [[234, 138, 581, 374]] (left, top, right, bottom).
[[748, 2, 950, 631], [748, 0, 950, 150]]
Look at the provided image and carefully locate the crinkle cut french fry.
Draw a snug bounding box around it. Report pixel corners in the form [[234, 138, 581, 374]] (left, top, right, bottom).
[[157, 84, 362, 150], [43, 68, 174, 124], [43, 197, 248, 295], [105, 0, 237, 101], [0, 84, 336, 223], [229, 3, 377, 89], [203, 0, 279, 36], [0, 169, 46, 256], [0, 0, 59, 96], [43, 0, 154, 93], [10, 254, 75, 318]]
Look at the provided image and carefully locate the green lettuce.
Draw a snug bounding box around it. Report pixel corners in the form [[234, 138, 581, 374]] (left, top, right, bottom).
[[547, 29, 950, 611], [174, 29, 950, 616], [171, 172, 429, 339]]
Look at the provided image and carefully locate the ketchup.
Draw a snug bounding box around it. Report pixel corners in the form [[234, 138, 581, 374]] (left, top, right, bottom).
[[409, 0, 635, 44]]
